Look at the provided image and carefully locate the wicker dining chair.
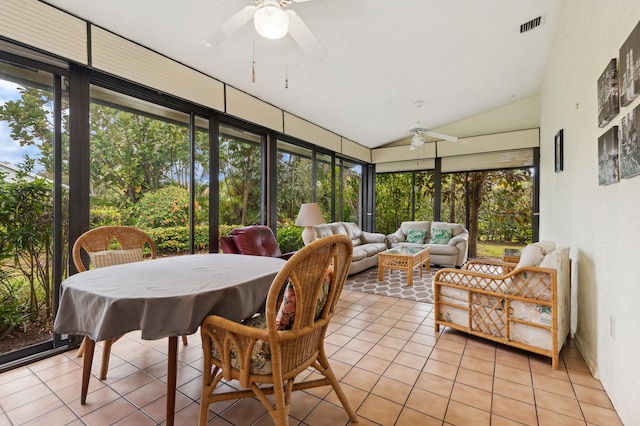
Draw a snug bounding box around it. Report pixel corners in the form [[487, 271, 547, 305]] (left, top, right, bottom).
[[198, 234, 358, 426], [72, 225, 188, 380]]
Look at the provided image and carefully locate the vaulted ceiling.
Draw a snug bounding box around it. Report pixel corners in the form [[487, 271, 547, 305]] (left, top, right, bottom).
[[44, 0, 565, 149]]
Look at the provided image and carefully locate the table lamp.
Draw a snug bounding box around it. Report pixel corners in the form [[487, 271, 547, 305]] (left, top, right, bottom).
[[295, 203, 325, 245]]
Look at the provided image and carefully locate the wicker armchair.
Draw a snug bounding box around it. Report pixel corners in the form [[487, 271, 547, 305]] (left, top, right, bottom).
[[433, 244, 571, 368], [72, 225, 187, 380], [199, 234, 358, 426]]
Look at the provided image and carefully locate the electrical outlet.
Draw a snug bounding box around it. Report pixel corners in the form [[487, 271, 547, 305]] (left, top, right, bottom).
[[609, 316, 615, 339]]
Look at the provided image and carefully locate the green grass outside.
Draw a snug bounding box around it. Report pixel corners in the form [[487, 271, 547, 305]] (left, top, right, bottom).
[[476, 241, 526, 260]]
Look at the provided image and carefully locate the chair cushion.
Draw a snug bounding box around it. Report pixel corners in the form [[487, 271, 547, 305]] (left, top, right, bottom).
[[89, 248, 144, 269], [275, 267, 333, 330], [406, 228, 426, 244], [231, 226, 282, 258], [211, 314, 273, 375]]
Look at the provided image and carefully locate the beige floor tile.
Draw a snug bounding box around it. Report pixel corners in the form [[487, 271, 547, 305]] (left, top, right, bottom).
[[491, 394, 538, 425], [357, 394, 403, 425], [534, 388, 583, 419], [444, 400, 491, 425], [0, 285, 624, 426]]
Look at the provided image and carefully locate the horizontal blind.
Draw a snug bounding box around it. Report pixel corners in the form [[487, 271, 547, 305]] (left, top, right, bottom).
[[91, 26, 224, 111], [226, 86, 283, 132], [376, 159, 435, 173], [441, 148, 535, 172], [283, 112, 340, 152], [342, 138, 370, 163], [0, 0, 87, 65]]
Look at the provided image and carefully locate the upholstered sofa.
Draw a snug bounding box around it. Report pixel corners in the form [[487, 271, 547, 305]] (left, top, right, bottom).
[[313, 222, 387, 275], [386, 221, 469, 267], [432, 241, 571, 368]]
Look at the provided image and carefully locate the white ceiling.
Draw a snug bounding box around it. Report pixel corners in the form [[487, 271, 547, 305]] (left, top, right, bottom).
[[44, 0, 565, 149]]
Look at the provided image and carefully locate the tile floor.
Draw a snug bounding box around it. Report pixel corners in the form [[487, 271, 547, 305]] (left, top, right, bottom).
[[0, 289, 623, 425]]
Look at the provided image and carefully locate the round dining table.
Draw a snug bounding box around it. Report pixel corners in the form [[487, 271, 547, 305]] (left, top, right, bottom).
[[54, 253, 286, 426]]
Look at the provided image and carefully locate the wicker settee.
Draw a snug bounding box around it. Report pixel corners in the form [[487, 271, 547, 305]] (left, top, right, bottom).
[[432, 241, 571, 368]]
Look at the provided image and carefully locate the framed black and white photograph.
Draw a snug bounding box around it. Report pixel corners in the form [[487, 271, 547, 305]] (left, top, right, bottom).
[[554, 129, 564, 172], [619, 21, 640, 107], [597, 59, 619, 127], [620, 103, 640, 178], [598, 126, 620, 185]]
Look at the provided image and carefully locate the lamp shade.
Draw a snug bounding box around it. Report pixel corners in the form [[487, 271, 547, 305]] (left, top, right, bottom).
[[253, 1, 289, 40], [295, 203, 325, 245]]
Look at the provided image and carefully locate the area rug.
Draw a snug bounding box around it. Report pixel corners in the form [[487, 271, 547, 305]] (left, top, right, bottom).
[[344, 266, 439, 304]]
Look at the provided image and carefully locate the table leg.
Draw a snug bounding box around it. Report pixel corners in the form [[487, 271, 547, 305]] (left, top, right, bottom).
[[167, 336, 178, 426], [81, 338, 95, 404], [407, 260, 413, 286], [378, 261, 384, 281]]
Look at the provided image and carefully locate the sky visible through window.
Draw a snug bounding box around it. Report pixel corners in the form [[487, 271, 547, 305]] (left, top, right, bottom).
[[0, 79, 41, 169]]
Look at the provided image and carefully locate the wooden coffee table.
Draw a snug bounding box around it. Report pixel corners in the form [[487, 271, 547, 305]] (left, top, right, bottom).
[[378, 245, 430, 286]]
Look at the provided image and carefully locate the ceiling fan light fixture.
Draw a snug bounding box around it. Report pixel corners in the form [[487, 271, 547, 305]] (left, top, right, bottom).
[[254, 1, 290, 40], [411, 133, 425, 147]]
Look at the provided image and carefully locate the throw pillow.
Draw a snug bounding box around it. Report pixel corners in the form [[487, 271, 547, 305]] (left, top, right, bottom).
[[276, 281, 296, 330], [430, 227, 452, 244], [406, 228, 426, 244], [276, 265, 334, 330]]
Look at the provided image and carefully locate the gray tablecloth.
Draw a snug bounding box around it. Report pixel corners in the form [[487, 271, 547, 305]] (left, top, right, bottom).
[[54, 254, 286, 341]]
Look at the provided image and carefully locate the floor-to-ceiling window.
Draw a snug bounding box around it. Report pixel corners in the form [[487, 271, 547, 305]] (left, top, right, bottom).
[[218, 124, 263, 228], [88, 85, 209, 255], [315, 152, 334, 222], [0, 56, 69, 363], [339, 159, 362, 223], [276, 140, 313, 222]]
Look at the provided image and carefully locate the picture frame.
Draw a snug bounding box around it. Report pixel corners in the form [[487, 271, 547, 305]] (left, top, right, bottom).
[[597, 59, 619, 127], [620, 103, 640, 179], [554, 129, 564, 172], [619, 20, 640, 107], [598, 126, 620, 185]]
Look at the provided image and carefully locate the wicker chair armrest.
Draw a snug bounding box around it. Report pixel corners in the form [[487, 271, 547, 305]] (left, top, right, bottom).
[[201, 314, 270, 384], [463, 259, 516, 274]]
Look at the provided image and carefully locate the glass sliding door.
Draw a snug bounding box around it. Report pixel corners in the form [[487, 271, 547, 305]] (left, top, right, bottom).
[[218, 124, 263, 228], [276, 140, 313, 222], [375, 172, 413, 235], [315, 152, 333, 222], [89, 86, 195, 256], [339, 159, 362, 224], [0, 59, 69, 361]]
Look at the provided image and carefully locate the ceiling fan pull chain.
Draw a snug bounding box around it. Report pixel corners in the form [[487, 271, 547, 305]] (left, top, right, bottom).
[[252, 42, 256, 83]]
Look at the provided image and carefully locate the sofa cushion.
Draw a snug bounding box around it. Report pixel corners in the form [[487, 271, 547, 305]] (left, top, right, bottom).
[[425, 243, 458, 255], [400, 221, 430, 237], [430, 227, 452, 244], [407, 228, 426, 244]]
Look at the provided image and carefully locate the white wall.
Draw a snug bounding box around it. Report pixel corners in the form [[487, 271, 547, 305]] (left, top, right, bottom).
[[540, 1, 640, 424]]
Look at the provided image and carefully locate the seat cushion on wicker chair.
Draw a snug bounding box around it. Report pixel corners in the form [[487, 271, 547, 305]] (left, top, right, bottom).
[[88, 248, 144, 268], [210, 314, 273, 375], [275, 268, 332, 330]]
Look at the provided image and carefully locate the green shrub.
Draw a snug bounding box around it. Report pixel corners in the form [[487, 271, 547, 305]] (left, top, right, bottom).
[[277, 220, 303, 253], [144, 225, 209, 254], [90, 206, 122, 227], [134, 186, 190, 228], [0, 271, 29, 340]]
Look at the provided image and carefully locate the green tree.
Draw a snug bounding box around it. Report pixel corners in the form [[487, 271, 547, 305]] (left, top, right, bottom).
[[219, 136, 261, 225], [0, 161, 56, 318]]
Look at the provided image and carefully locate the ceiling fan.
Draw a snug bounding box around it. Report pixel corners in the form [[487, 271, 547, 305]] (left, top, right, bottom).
[[409, 100, 458, 150], [203, 0, 328, 60]]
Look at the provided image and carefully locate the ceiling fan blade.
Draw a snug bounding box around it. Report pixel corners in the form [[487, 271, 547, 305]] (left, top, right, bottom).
[[425, 130, 458, 142], [285, 9, 328, 61], [203, 5, 256, 47]]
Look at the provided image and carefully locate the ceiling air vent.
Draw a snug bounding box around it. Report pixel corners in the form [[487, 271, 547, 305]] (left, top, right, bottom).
[[520, 16, 542, 33]]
